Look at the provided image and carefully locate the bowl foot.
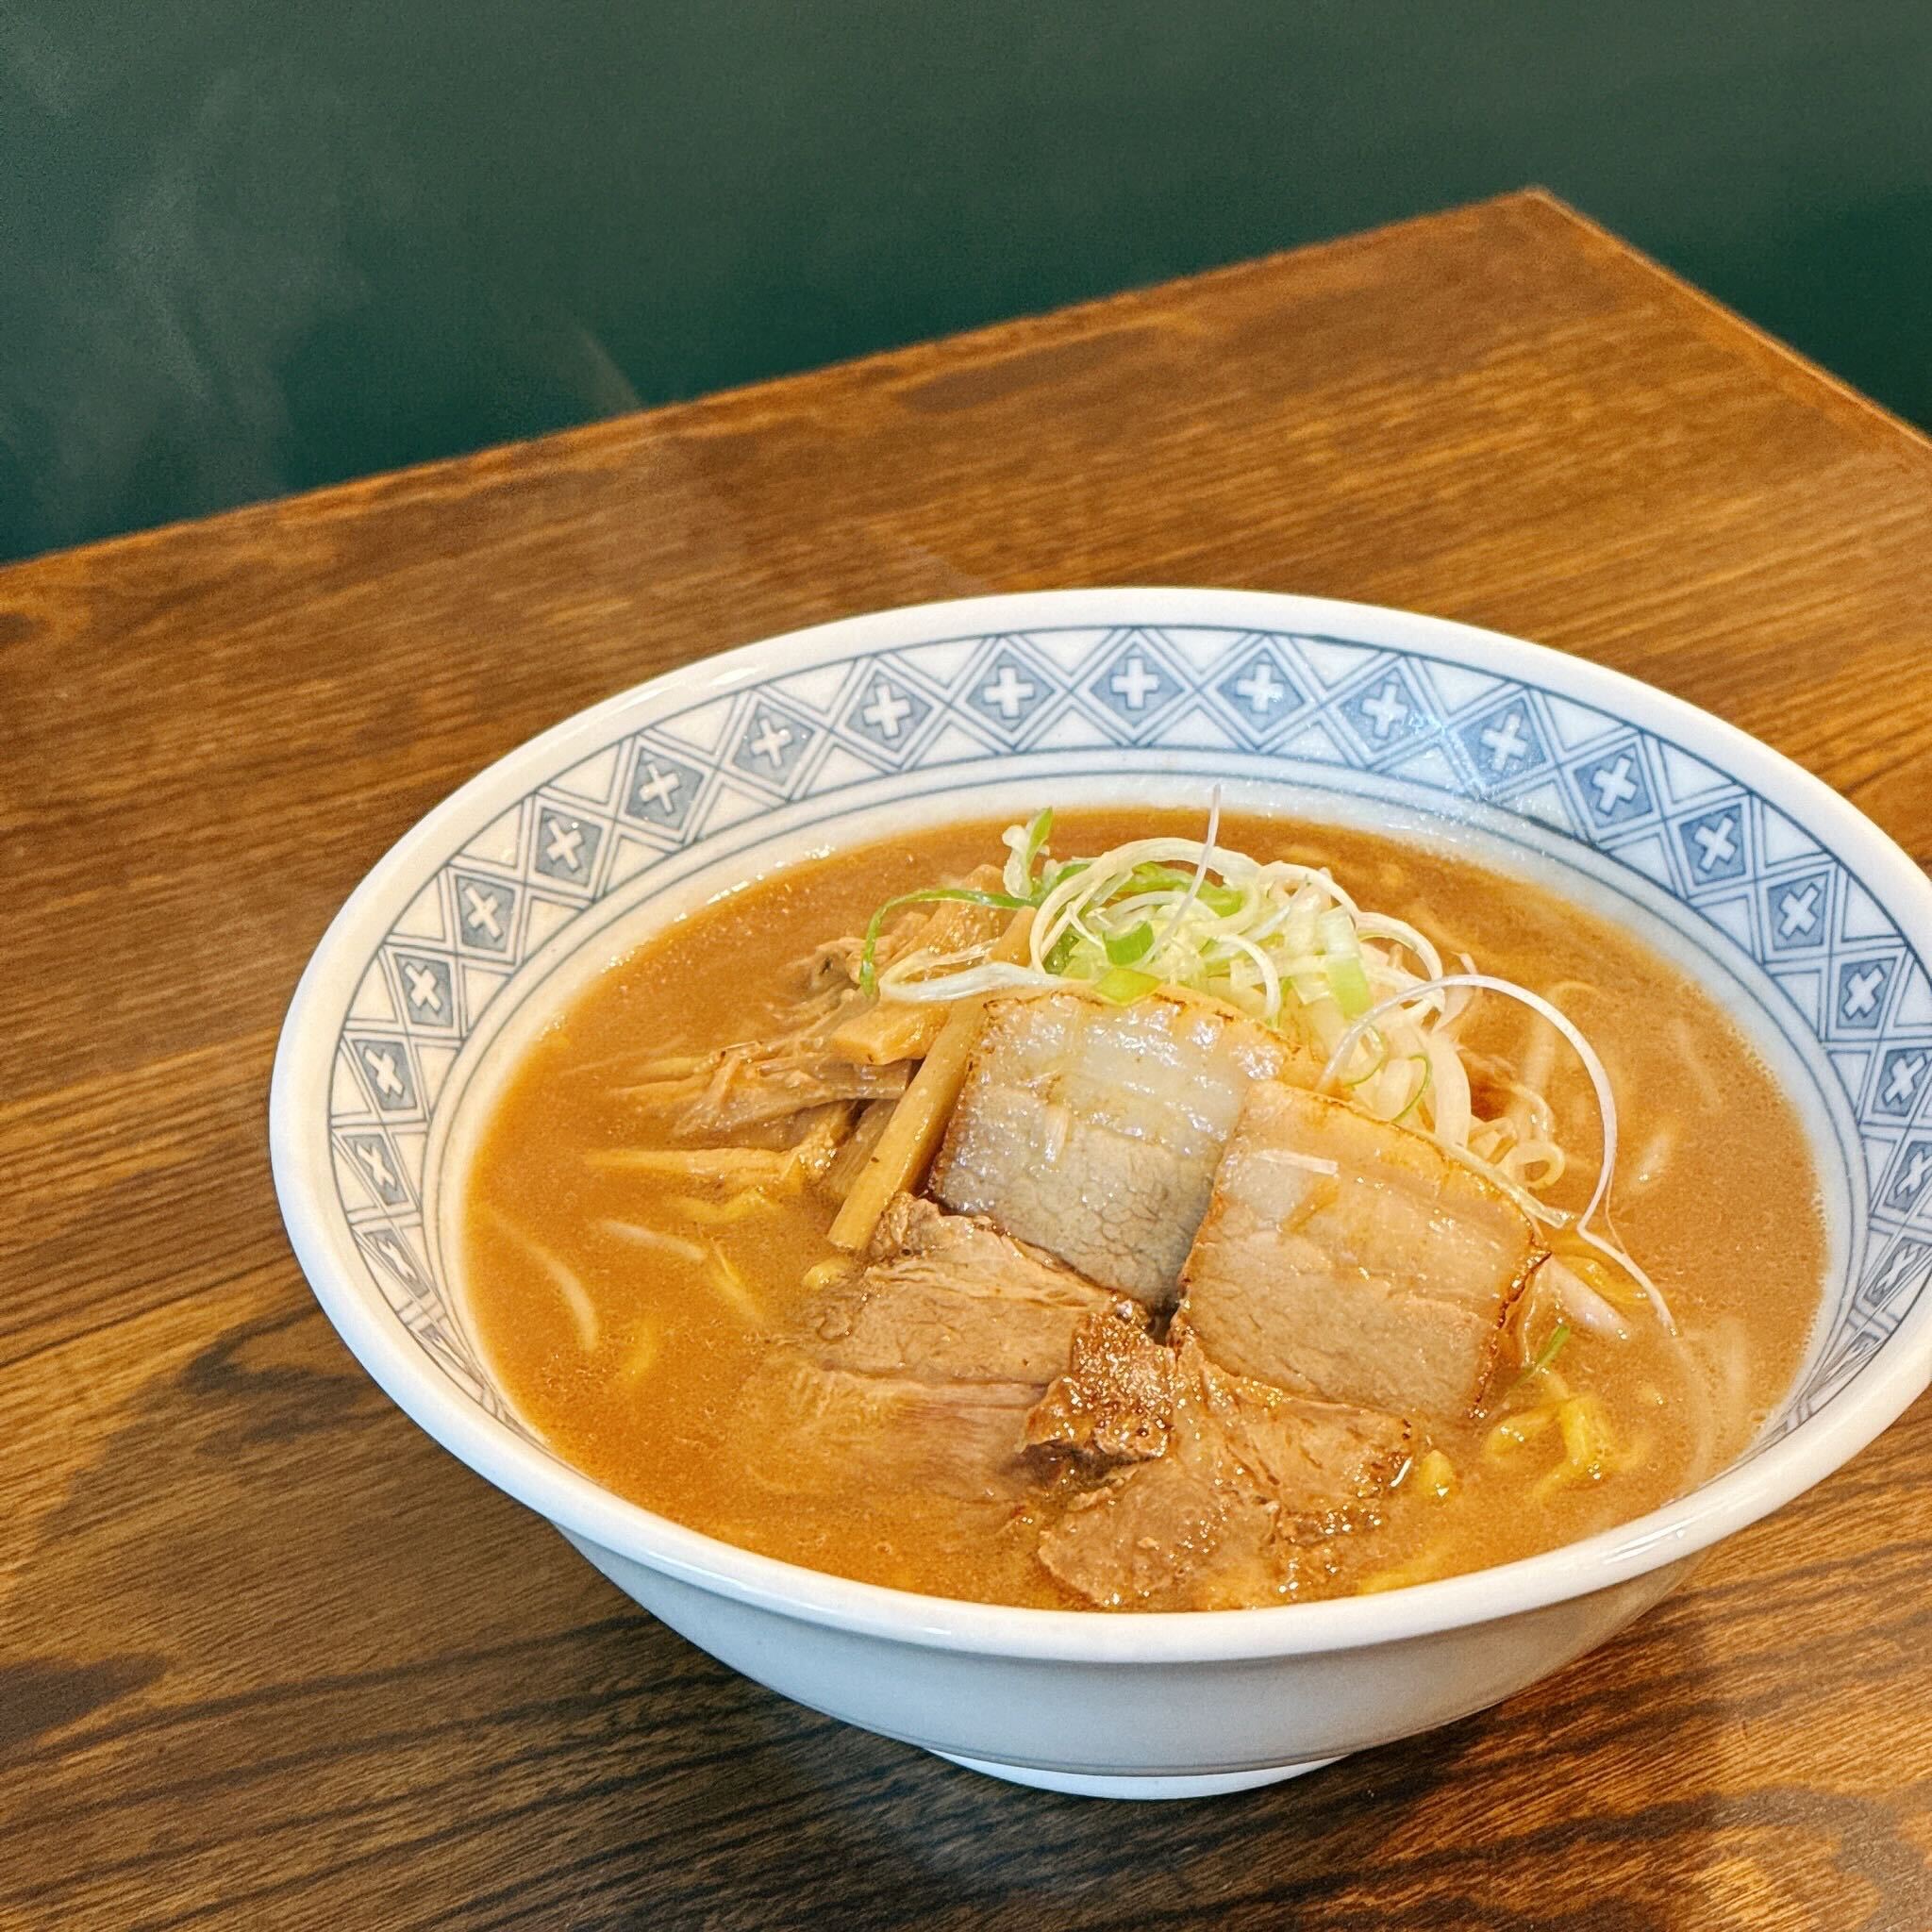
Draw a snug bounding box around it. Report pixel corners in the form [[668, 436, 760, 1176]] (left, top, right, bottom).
[[932, 1751, 1341, 1800]]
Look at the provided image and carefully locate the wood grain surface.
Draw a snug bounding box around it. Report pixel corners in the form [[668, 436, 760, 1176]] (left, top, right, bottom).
[[3, 190, 1930, 1931]]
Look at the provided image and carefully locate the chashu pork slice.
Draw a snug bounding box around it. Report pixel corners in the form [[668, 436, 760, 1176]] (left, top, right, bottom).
[[1030, 1323, 1411, 1610], [740, 1196, 1140, 1511], [810, 1193, 1136, 1388], [1178, 1081, 1542, 1418], [1024, 1303, 1181, 1465], [930, 990, 1312, 1307]]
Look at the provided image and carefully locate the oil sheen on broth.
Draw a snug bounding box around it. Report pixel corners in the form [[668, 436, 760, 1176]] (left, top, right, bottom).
[[461, 808, 1825, 1610]]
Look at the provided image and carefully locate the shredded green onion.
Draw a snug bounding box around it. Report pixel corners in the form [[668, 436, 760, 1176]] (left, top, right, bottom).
[[1391, 1051, 1433, 1124], [851, 810, 1658, 1321], [1319, 971, 1676, 1332], [860, 799, 1447, 1043], [1512, 1322, 1572, 1394], [1116, 867, 1241, 917], [858, 886, 1030, 998], [1001, 808, 1055, 899], [1340, 1027, 1390, 1088], [845, 803, 1670, 1343]]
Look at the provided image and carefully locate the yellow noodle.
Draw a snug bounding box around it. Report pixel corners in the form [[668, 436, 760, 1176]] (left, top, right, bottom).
[[480, 1206, 599, 1350], [668, 1190, 784, 1224], [704, 1242, 763, 1322], [1357, 1539, 1454, 1594], [588, 1145, 795, 1179], [597, 1218, 706, 1264]]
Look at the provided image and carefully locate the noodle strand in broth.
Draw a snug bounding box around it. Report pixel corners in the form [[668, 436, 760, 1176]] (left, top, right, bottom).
[[461, 808, 1825, 1610]]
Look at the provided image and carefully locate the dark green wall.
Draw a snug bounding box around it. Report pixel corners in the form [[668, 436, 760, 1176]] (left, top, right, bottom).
[[3, 2, 1928, 564]]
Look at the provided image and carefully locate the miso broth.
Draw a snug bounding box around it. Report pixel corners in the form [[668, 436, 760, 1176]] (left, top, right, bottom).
[[460, 808, 1825, 1610]]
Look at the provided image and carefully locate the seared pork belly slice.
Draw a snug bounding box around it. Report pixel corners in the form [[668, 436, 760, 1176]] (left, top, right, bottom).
[[931, 991, 1312, 1307], [1179, 1081, 1542, 1418], [1034, 1333, 1410, 1610]]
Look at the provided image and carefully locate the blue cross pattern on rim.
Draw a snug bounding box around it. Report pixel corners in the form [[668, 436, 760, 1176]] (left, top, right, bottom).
[[1212, 641, 1307, 739], [1677, 805, 1749, 884], [624, 745, 706, 832], [969, 650, 1046, 728], [533, 808, 603, 888], [1875, 1048, 1930, 1119], [1889, 1138, 1932, 1210], [1457, 698, 1552, 793], [451, 873, 518, 955], [353, 1037, 416, 1111], [843, 669, 934, 750], [339, 1131, 411, 1207], [1765, 869, 1832, 952], [1338, 667, 1431, 752], [1838, 958, 1895, 1032], [391, 953, 455, 1030], [1573, 743, 1656, 828], [326, 620, 1932, 1444], [1085, 630, 1186, 733], [731, 702, 815, 786]]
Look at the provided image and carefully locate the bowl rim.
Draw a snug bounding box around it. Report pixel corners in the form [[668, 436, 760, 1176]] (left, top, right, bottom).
[[270, 586, 1932, 1664]]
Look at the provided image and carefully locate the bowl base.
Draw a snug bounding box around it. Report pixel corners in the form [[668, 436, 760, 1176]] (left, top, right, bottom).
[[932, 1751, 1341, 1800]]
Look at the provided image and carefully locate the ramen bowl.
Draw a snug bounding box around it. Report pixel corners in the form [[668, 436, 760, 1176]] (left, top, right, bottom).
[[270, 589, 1932, 1799]]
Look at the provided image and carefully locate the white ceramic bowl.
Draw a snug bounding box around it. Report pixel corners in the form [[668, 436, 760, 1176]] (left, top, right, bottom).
[[271, 590, 1932, 1799]]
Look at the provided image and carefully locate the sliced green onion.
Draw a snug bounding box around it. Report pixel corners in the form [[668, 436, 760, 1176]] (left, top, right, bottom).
[[1044, 926, 1083, 974], [1316, 906, 1357, 954], [1105, 922, 1155, 966], [1280, 906, 1318, 956], [1102, 863, 1240, 915], [1312, 904, 1371, 1016], [1122, 862, 1195, 895], [1301, 994, 1349, 1055], [1318, 971, 1676, 1332], [1092, 965, 1159, 1005], [858, 886, 1030, 997], [1324, 951, 1373, 1018]]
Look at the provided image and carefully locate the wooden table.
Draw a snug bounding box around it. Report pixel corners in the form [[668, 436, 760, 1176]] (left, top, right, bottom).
[[5, 190, 1930, 1931]]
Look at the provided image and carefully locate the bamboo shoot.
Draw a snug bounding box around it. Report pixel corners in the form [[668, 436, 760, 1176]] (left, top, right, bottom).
[[827, 911, 1033, 1250]]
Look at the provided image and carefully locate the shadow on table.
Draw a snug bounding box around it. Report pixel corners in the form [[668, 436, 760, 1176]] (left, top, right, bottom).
[[20, 1283, 1919, 1930], [550, 1578, 1748, 1932]]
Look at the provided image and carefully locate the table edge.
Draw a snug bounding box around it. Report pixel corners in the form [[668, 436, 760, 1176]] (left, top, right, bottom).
[[1, 188, 1924, 592]]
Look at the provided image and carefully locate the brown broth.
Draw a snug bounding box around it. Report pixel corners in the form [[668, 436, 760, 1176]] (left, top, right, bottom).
[[460, 808, 1826, 1608]]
